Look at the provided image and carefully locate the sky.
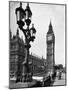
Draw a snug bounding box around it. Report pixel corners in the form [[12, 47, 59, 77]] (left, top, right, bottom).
[[10, 1, 65, 67]]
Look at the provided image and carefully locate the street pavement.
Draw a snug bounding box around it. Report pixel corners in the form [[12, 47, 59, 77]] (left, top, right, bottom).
[[9, 80, 37, 89], [9, 72, 66, 88], [53, 73, 66, 86]]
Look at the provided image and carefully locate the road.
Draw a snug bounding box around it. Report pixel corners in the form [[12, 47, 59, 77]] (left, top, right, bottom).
[[53, 73, 66, 86], [9, 72, 66, 88]]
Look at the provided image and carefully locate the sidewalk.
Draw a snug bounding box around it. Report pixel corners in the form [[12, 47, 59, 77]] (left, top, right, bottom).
[[53, 73, 65, 86]]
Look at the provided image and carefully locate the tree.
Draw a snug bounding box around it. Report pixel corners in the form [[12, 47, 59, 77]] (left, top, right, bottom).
[[54, 64, 63, 70], [58, 64, 63, 69]]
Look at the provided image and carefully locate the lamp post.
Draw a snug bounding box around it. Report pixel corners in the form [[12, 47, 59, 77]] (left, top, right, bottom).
[[15, 2, 36, 82]]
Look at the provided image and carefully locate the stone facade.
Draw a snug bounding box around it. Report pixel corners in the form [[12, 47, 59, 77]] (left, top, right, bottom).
[[10, 29, 25, 79], [29, 54, 46, 75], [9, 29, 46, 79]]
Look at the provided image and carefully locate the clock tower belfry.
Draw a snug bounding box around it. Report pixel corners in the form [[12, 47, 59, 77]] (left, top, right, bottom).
[[46, 21, 55, 73]]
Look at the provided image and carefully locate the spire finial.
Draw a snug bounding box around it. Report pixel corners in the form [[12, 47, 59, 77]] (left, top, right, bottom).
[[20, 2, 22, 8], [27, 2, 29, 6], [32, 24, 34, 27], [26, 2, 30, 9], [10, 29, 12, 39], [49, 20, 52, 27]]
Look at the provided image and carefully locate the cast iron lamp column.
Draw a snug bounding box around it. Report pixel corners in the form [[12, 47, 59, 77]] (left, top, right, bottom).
[[15, 2, 36, 82]]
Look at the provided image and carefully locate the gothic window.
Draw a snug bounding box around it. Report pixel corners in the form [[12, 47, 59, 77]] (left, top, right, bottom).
[[10, 63, 15, 71], [15, 44, 18, 50]]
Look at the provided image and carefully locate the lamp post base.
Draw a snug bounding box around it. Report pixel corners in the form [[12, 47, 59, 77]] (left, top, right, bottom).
[[21, 61, 32, 82]]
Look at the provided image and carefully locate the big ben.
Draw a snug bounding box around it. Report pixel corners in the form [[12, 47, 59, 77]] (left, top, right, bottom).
[[46, 21, 55, 73]]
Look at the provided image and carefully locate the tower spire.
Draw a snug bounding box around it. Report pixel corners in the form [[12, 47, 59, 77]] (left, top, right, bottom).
[[47, 20, 53, 34], [49, 20, 52, 28], [46, 20, 55, 73]]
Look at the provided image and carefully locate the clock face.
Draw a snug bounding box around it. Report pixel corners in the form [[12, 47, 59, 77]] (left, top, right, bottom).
[[48, 35, 52, 40]]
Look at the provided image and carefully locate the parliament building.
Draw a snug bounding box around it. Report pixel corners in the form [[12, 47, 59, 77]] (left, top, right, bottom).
[[9, 22, 55, 79]]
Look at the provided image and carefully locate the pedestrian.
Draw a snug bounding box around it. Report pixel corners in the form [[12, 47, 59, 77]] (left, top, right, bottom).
[[58, 71, 62, 80]]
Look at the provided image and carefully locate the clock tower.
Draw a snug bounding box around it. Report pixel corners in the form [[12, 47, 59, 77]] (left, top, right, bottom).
[[46, 21, 55, 73]]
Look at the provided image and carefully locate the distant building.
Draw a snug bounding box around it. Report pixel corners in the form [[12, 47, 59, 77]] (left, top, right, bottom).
[[46, 21, 55, 73], [29, 54, 46, 75]]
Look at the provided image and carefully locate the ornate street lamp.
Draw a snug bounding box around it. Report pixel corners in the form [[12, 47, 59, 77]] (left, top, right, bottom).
[[30, 24, 36, 42], [15, 2, 36, 82], [15, 2, 26, 26], [25, 3, 32, 26]]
